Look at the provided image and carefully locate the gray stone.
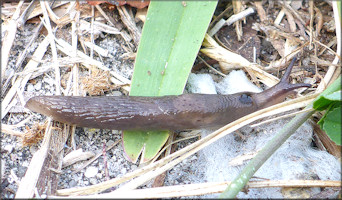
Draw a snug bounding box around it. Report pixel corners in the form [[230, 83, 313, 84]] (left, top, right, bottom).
[[69, 179, 77, 187]]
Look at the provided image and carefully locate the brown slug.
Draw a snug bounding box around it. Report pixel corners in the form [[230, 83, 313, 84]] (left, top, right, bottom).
[[25, 58, 310, 131]]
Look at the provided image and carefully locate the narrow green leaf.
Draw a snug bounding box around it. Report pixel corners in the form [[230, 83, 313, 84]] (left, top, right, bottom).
[[122, 131, 170, 163], [123, 1, 218, 163], [323, 107, 341, 145]]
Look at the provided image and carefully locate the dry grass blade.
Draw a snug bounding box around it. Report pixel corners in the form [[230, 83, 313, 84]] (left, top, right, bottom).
[[208, 7, 254, 36], [117, 6, 141, 45], [53, 180, 340, 198], [250, 108, 315, 128], [201, 34, 279, 87], [62, 149, 95, 168], [316, 2, 341, 93], [40, 0, 61, 95], [1, 124, 24, 137]]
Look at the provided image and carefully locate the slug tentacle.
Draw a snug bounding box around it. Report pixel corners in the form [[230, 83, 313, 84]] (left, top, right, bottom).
[[251, 57, 311, 109], [25, 57, 310, 131]]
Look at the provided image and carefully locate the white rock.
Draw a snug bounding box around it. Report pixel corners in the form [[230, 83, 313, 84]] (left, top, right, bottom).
[[34, 81, 42, 90], [27, 84, 34, 92], [84, 166, 98, 178], [1, 160, 6, 179], [4, 144, 14, 153]]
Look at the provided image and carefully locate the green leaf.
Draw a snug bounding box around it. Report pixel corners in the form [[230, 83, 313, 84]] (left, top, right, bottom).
[[325, 90, 342, 101], [313, 91, 341, 111], [323, 107, 341, 145], [123, 131, 170, 163], [313, 77, 341, 111], [122, 1, 218, 163], [317, 102, 340, 129]]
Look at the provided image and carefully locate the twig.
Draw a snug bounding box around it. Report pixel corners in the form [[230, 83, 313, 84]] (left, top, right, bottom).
[[309, 1, 314, 49], [208, 7, 255, 36], [197, 56, 226, 77], [250, 108, 315, 127], [209, 4, 232, 28], [17, 0, 39, 28], [54, 180, 341, 198]]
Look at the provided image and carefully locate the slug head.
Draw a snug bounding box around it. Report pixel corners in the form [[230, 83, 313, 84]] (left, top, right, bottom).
[[251, 57, 311, 109]]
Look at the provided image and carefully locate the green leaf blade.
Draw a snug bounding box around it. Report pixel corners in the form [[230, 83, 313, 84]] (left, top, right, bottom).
[[123, 1, 218, 163], [323, 107, 341, 145], [313, 77, 341, 111]]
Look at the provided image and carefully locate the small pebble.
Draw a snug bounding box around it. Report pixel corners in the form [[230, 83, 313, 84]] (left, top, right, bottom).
[[89, 178, 98, 185], [131, 165, 137, 171], [106, 140, 115, 147], [69, 179, 77, 187], [17, 166, 28, 177], [96, 173, 103, 179], [191, 155, 197, 160], [85, 166, 98, 178], [44, 77, 54, 86], [34, 81, 42, 90], [121, 168, 127, 174], [112, 91, 122, 96], [27, 84, 34, 92], [1, 160, 6, 179], [29, 145, 38, 154], [4, 144, 14, 153]]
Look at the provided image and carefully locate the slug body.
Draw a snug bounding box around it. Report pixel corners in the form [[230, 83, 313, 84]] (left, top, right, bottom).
[[25, 58, 310, 131]]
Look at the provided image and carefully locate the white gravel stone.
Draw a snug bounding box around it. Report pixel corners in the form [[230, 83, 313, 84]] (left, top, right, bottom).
[[34, 81, 42, 90], [1, 160, 6, 179], [4, 144, 14, 153], [84, 166, 98, 178], [27, 84, 34, 92]]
